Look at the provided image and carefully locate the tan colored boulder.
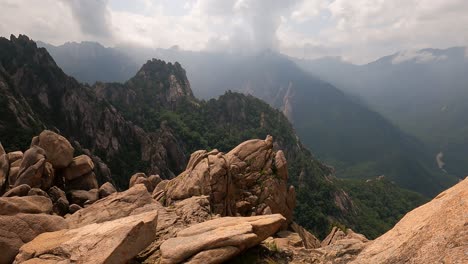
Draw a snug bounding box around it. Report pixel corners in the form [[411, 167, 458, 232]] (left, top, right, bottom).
[[69, 203, 82, 214], [8, 166, 19, 186], [14, 146, 46, 188], [136, 196, 213, 263], [7, 151, 23, 164], [68, 189, 98, 207], [15, 211, 158, 264], [129, 172, 146, 188], [161, 136, 295, 225], [31, 130, 74, 168], [63, 155, 94, 181], [291, 222, 321, 249], [10, 158, 22, 168], [53, 197, 69, 216], [41, 161, 55, 190], [0, 195, 52, 215], [27, 188, 49, 198], [66, 184, 157, 228], [48, 186, 70, 216], [352, 177, 468, 264], [321, 226, 346, 247], [148, 174, 162, 192], [160, 214, 286, 264], [274, 150, 288, 180], [0, 213, 68, 264], [98, 181, 117, 198], [152, 179, 169, 200], [275, 231, 304, 248], [47, 186, 66, 202], [135, 176, 152, 192], [65, 171, 98, 191], [3, 184, 31, 197]]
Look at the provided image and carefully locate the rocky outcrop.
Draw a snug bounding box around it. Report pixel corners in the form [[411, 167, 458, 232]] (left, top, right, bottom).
[[66, 184, 156, 228], [68, 189, 99, 207], [0, 35, 189, 189], [257, 226, 368, 264], [14, 146, 46, 189], [136, 196, 213, 263], [31, 130, 74, 168], [15, 211, 158, 264], [160, 136, 296, 225], [6, 151, 23, 164], [2, 184, 31, 197], [291, 222, 321, 249], [27, 188, 49, 197], [0, 213, 67, 264], [98, 181, 117, 198], [159, 214, 286, 264], [65, 171, 98, 191], [98, 58, 194, 109], [352, 177, 468, 264], [63, 154, 94, 181], [0, 195, 52, 215], [48, 186, 69, 216]]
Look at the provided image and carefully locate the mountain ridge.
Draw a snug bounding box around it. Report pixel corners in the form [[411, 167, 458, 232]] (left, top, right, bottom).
[[37, 40, 459, 197], [297, 46, 468, 179]]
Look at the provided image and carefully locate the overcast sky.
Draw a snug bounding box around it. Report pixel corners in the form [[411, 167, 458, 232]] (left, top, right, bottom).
[[1, 0, 467, 63]]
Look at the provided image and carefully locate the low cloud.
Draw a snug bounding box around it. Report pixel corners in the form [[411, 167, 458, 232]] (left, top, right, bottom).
[[62, 0, 113, 40], [392, 50, 448, 64], [1, 0, 468, 63], [200, 0, 301, 53]]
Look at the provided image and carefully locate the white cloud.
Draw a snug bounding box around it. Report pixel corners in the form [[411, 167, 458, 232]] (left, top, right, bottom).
[[1, 0, 468, 63], [290, 0, 323, 23], [0, 0, 83, 45], [320, 0, 468, 63], [391, 50, 447, 64], [63, 0, 113, 40]]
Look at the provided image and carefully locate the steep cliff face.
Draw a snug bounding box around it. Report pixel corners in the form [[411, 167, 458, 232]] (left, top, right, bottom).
[[95, 58, 194, 111], [0, 35, 188, 187]]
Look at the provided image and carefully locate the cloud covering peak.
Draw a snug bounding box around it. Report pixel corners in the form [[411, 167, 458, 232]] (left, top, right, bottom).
[[1, 0, 467, 63]]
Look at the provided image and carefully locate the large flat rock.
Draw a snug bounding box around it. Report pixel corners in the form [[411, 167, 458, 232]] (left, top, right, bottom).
[[352, 177, 468, 264], [15, 210, 158, 264], [66, 184, 156, 228], [160, 214, 286, 264]]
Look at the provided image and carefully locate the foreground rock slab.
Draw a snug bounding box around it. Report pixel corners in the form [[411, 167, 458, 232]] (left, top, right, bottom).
[[159, 214, 286, 264], [352, 177, 468, 264], [66, 184, 156, 228], [15, 211, 158, 264], [0, 214, 68, 264]]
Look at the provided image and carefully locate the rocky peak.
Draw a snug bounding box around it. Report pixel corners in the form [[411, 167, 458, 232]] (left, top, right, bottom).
[[127, 58, 194, 106], [156, 135, 296, 226], [1, 35, 188, 187], [0, 34, 67, 96]]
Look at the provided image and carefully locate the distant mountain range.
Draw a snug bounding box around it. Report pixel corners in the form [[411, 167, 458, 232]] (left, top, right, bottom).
[[0, 34, 436, 239], [296, 47, 468, 179], [37, 41, 459, 197]]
